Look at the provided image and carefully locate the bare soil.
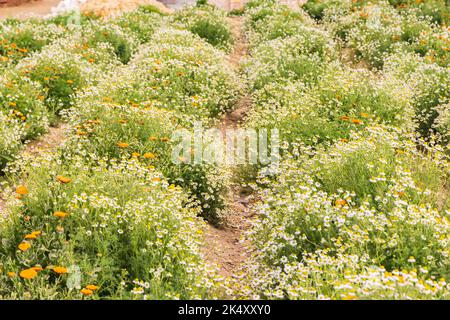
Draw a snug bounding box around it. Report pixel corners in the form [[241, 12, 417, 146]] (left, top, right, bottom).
[[22, 123, 67, 156]]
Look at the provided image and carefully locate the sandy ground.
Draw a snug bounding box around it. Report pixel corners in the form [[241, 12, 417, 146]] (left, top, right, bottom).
[[0, 0, 60, 19]]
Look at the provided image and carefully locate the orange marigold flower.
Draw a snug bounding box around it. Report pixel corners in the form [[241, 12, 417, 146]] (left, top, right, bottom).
[[340, 115, 350, 121], [143, 153, 156, 159], [80, 288, 93, 295], [86, 285, 99, 291], [335, 199, 347, 207], [20, 268, 37, 280], [148, 136, 158, 141], [53, 211, 68, 219], [15, 185, 28, 195], [18, 242, 31, 252], [117, 142, 129, 148], [53, 267, 68, 274], [56, 175, 72, 184], [351, 119, 363, 125], [160, 137, 170, 142]]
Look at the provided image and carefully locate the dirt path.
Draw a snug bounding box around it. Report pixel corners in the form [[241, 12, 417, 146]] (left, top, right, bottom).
[[22, 123, 67, 156], [202, 16, 255, 278], [0, 123, 67, 214]]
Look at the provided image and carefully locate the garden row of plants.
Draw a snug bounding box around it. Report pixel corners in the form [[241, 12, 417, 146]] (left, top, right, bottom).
[[231, 0, 449, 299], [0, 5, 237, 299]]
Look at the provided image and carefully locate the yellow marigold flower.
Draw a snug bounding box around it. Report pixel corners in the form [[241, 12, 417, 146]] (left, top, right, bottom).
[[360, 113, 369, 118], [66, 80, 74, 85], [143, 153, 156, 159], [76, 130, 88, 136], [9, 102, 16, 107], [31, 230, 41, 236], [53, 267, 68, 274], [18, 242, 31, 252], [148, 136, 158, 141], [117, 142, 129, 148], [15, 185, 28, 195], [20, 268, 37, 280], [24, 234, 37, 240], [160, 137, 170, 142], [7, 272, 16, 278], [53, 211, 68, 219], [86, 285, 99, 291], [56, 175, 72, 184], [152, 177, 161, 183], [342, 293, 357, 300], [118, 119, 127, 124], [80, 288, 93, 296], [131, 152, 141, 158]]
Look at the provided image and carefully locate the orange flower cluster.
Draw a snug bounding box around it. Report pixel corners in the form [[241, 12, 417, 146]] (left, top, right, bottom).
[[80, 284, 99, 296]]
